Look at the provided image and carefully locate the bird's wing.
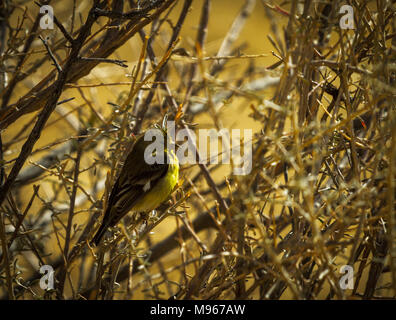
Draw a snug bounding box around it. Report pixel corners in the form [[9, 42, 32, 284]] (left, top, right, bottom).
[[102, 150, 169, 229]]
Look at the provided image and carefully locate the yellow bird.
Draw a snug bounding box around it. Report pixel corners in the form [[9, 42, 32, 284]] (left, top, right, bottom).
[[91, 122, 179, 245]]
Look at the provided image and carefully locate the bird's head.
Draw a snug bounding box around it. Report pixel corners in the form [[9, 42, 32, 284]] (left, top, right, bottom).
[[133, 114, 176, 165], [152, 114, 175, 148]]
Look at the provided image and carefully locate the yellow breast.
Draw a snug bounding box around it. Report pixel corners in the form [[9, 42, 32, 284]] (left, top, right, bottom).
[[132, 150, 179, 212]]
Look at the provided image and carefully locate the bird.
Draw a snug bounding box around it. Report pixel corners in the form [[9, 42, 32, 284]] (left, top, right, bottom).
[[91, 121, 179, 246]]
